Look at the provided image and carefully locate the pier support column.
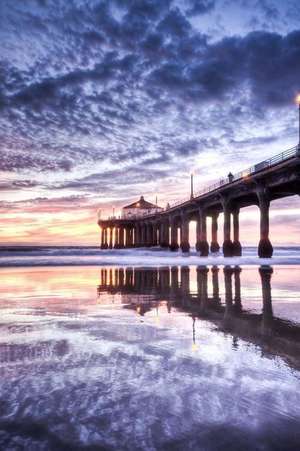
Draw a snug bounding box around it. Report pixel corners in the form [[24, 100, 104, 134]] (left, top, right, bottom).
[[145, 223, 151, 247], [100, 227, 104, 249], [159, 222, 164, 247], [196, 209, 209, 256], [210, 213, 220, 253], [134, 225, 140, 247], [200, 210, 209, 256], [114, 227, 119, 249], [170, 219, 179, 251], [180, 214, 190, 253], [222, 200, 234, 257], [164, 221, 170, 248], [257, 191, 273, 258], [119, 226, 124, 248], [232, 208, 242, 256], [101, 227, 107, 249], [108, 227, 113, 249], [142, 224, 147, 247], [152, 224, 158, 246], [129, 227, 134, 247], [101, 227, 108, 249], [160, 222, 169, 248], [126, 227, 131, 247]]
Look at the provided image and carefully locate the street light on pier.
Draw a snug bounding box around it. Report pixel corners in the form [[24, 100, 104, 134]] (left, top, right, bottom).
[[190, 173, 194, 200], [296, 93, 300, 149]]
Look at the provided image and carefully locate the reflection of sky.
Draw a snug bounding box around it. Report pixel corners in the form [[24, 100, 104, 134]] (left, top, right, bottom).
[[1, 264, 300, 449], [1, 264, 300, 321], [1, 0, 300, 245]]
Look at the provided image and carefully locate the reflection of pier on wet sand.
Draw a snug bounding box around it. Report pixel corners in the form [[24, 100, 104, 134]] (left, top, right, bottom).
[[98, 266, 300, 370]]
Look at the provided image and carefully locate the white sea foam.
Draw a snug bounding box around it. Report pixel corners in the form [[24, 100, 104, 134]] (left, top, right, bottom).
[[1, 246, 300, 267]]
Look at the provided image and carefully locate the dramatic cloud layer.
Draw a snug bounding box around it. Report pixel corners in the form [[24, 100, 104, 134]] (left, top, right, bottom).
[[1, 0, 300, 244]]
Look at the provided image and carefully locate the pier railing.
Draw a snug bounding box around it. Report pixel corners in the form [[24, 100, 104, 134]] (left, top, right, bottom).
[[98, 145, 299, 220], [168, 145, 299, 209]]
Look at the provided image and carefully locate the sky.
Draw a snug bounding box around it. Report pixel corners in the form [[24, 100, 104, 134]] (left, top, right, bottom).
[[1, 0, 300, 246]]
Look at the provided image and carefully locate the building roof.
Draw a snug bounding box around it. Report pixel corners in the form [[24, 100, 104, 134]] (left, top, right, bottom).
[[123, 196, 160, 210]]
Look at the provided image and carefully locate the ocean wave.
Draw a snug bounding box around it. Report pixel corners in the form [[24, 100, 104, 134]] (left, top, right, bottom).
[[0, 246, 300, 267]]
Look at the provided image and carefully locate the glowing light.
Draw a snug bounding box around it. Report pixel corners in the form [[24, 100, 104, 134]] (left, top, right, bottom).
[[295, 93, 300, 105], [191, 342, 199, 352]]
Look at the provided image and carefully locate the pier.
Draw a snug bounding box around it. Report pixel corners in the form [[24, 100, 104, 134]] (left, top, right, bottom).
[[98, 146, 300, 257]]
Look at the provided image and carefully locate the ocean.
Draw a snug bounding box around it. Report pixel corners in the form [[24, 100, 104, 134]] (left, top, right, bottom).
[[1, 245, 300, 266], [0, 247, 300, 450]]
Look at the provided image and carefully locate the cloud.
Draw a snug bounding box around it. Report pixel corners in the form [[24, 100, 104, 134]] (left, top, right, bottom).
[[0, 0, 299, 223], [186, 0, 215, 16]]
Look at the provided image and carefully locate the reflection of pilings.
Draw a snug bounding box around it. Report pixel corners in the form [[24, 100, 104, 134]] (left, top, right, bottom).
[[223, 266, 234, 326], [212, 266, 220, 303], [233, 266, 242, 312], [158, 267, 170, 294], [125, 268, 133, 287], [170, 266, 179, 298], [197, 266, 209, 313], [259, 265, 274, 336], [118, 268, 125, 287], [181, 266, 190, 302]]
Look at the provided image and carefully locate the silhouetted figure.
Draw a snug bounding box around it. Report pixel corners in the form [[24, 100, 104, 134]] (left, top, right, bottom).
[[228, 172, 234, 182]]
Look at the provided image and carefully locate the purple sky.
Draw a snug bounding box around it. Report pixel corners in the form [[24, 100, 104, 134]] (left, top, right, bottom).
[[0, 0, 300, 245]]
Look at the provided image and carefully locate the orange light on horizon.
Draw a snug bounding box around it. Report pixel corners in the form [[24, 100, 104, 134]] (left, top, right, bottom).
[[295, 93, 300, 105]]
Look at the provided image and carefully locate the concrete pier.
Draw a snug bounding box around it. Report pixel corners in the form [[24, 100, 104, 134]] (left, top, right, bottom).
[[98, 146, 300, 257]]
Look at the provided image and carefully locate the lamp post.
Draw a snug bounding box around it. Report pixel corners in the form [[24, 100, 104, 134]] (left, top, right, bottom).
[[296, 94, 300, 150], [190, 173, 194, 200]]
